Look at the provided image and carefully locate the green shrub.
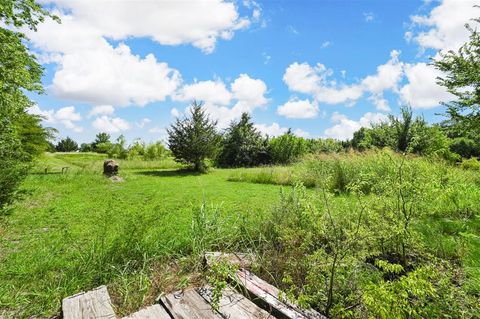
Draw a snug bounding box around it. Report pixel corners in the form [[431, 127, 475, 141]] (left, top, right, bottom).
[[269, 131, 308, 164], [461, 157, 480, 171]]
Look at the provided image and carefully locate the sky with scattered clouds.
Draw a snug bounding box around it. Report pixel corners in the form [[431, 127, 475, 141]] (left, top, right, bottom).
[[25, 0, 478, 143]]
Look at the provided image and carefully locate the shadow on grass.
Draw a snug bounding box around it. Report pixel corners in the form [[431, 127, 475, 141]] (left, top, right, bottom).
[[134, 168, 202, 177]]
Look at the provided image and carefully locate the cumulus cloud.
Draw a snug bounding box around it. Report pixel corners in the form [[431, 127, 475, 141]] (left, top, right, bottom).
[[400, 62, 453, 109], [136, 118, 151, 129], [39, 0, 256, 54], [254, 123, 310, 138], [398, 0, 476, 109], [409, 0, 477, 52], [282, 50, 403, 111], [89, 105, 114, 117], [24, 0, 261, 108], [175, 80, 232, 106], [28, 105, 83, 132], [175, 74, 269, 128], [92, 116, 130, 133], [324, 112, 388, 140], [254, 123, 288, 137], [170, 108, 181, 118], [277, 98, 319, 119]]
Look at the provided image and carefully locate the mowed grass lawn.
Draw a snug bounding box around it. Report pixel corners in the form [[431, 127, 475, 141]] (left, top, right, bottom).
[[0, 153, 284, 317]]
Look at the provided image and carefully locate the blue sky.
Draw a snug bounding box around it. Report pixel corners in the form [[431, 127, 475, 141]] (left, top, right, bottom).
[[26, 0, 477, 144]]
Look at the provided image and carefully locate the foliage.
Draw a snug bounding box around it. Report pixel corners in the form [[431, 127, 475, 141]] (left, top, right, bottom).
[[79, 143, 93, 153], [217, 113, 269, 167], [269, 130, 308, 164], [433, 17, 480, 132], [0, 0, 56, 212], [255, 152, 480, 317], [55, 137, 78, 152], [306, 138, 344, 154], [351, 106, 456, 160], [167, 101, 220, 172], [91, 132, 112, 153]]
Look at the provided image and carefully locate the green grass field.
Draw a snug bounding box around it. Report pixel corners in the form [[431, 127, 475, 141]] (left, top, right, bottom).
[[1, 151, 479, 318], [0, 153, 284, 317]]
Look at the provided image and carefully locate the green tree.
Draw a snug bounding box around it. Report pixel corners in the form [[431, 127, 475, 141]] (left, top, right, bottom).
[[92, 132, 112, 153], [0, 0, 57, 211], [167, 101, 220, 172], [269, 130, 308, 164], [55, 137, 78, 152], [79, 143, 93, 152], [217, 112, 268, 167], [433, 16, 480, 132]]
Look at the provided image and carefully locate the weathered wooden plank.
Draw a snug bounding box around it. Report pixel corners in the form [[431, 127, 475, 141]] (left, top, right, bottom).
[[204, 252, 255, 269], [235, 270, 327, 319], [62, 285, 116, 319], [197, 285, 275, 319], [160, 289, 222, 319], [122, 304, 171, 319]]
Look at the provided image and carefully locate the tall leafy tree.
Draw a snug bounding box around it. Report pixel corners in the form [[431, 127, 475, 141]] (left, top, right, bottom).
[[55, 137, 78, 152], [0, 0, 57, 211], [217, 112, 268, 167], [92, 132, 112, 153], [167, 101, 220, 172], [433, 16, 480, 132]]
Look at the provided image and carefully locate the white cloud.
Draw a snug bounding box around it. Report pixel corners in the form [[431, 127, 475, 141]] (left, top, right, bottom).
[[293, 128, 311, 138], [282, 50, 403, 110], [175, 74, 269, 128], [170, 108, 181, 118], [409, 0, 477, 52], [28, 105, 84, 132], [39, 0, 255, 54], [364, 12, 375, 22], [50, 42, 182, 107], [400, 62, 453, 109], [89, 105, 114, 117], [231, 74, 268, 112], [321, 41, 331, 48], [324, 112, 388, 140], [254, 123, 310, 138], [277, 98, 319, 119], [24, 0, 260, 107], [149, 127, 168, 141], [175, 80, 232, 106], [254, 123, 288, 137], [136, 118, 151, 128], [92, 116, 130, 133]]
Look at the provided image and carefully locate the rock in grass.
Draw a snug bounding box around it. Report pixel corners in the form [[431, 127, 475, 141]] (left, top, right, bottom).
[[103, 159, 119, 176]]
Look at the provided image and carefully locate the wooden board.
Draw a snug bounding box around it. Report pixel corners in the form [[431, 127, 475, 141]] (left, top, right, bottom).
[[235, 270, 327, 319], [204, 252, 255, 268], [197, 285, 275, 319], [62, 285, 116, 319], [160, 289, 222, 319], [122, 304, 171, 319]]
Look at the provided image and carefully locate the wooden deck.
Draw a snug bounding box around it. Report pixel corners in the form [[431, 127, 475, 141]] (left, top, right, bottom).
[[62, 253, 327, 319]]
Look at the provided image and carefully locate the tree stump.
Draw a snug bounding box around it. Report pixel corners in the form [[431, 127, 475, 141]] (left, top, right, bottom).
[[103, 159, 119, 176]]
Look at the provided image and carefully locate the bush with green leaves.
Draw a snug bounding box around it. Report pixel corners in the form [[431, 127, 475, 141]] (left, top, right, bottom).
[[351, 106, 457, 160], [217, 112, 269, 167], [0, 1, 57, 212], [55, 137, 78, 152], [269, 130, 308, 164], [255, 153, 479, 317], [167, 101, 220, 172]]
